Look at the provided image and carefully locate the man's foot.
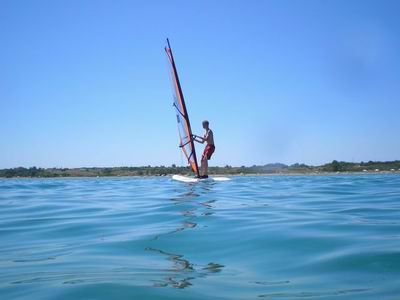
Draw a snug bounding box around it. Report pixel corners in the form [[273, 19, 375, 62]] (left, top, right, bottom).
[[201, 175, 209, 179]]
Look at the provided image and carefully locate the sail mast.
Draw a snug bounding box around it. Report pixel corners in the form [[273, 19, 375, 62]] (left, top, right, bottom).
[[165, 39, 200, 177]]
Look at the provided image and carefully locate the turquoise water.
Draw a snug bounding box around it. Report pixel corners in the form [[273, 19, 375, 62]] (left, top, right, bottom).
[[1, 175, 400, 300]]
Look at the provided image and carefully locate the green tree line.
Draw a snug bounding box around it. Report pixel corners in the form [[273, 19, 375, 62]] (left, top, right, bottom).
[[1, 161, 399, 178]]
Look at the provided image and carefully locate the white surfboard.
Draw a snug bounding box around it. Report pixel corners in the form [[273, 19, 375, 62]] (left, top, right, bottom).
[[172, 174, 231, 183]]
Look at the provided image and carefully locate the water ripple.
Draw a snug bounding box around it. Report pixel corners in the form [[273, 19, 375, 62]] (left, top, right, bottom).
[[1, 175, 400, 299]]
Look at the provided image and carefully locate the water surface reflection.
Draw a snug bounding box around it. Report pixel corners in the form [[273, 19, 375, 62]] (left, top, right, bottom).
[[146, 181, 224, 288]]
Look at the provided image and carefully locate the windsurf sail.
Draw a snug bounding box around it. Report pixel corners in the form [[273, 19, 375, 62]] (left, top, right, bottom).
[[165, 39, 200, 177]]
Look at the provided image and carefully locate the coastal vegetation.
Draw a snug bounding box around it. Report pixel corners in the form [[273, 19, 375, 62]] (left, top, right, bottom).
[[1, 160, 399, 178]]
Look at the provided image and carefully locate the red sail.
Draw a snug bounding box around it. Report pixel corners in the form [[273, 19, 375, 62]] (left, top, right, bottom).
[[165, 39, 200, 177]]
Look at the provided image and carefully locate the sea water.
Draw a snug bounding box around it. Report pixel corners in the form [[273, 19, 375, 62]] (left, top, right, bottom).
[[1, 175, 400, 300]]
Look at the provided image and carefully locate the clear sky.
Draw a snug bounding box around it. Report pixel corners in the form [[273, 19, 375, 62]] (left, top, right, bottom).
[[1, 0, 399, 168]]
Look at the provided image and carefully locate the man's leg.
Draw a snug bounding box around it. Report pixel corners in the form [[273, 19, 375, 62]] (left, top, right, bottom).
[[201, 157, 208, 177]]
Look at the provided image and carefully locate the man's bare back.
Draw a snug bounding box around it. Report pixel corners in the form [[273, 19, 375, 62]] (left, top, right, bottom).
[[203, 128, 215, 146]]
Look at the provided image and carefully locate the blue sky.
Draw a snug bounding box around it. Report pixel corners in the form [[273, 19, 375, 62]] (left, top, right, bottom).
[[1, 0, 399, 168]]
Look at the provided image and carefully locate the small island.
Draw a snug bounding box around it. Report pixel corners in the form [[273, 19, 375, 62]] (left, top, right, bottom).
[[1, 160, 399, 178]]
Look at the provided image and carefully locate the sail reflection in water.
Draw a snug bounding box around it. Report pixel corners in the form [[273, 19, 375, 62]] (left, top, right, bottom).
[[145, 181, 224, 289]]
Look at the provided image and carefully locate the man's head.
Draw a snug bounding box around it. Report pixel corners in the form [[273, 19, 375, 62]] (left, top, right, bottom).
[[202, 120, 209, 129]]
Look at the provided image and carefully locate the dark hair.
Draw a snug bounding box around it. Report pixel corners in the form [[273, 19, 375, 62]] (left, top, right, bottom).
[[202, 120, 209, 126]]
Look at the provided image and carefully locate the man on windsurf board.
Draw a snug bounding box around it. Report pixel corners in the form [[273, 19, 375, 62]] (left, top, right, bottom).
[[193, 120, 215, 178]]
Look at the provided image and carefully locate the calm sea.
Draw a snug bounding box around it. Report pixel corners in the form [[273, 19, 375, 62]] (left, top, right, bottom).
[[1, 175, 400, 300]]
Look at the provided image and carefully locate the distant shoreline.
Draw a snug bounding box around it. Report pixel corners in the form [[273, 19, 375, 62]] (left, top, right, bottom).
[[1, 172, 400, 180], [1, 160, 399, 178]]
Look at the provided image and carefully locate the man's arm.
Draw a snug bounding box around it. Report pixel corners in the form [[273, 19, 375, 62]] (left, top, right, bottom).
[[192, 134, 205, 144]]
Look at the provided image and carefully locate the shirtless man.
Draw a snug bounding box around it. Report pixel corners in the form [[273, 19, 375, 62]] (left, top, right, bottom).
[[193, 120, 215, 178]]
